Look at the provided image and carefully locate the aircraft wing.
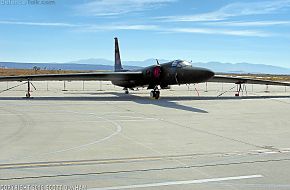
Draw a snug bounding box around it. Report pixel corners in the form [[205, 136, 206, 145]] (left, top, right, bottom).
[[209, 75, 290, 86], [0, 71, 143, 82]]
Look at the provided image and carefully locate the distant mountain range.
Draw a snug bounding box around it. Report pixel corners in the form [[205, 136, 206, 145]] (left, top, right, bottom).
[[193, 62, 290, 75], [0, 61, 141, 71], [0, 58, 289, 75]]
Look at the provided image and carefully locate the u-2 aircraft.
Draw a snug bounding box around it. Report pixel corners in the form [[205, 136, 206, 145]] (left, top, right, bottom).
[[0, 37, 289, 99]]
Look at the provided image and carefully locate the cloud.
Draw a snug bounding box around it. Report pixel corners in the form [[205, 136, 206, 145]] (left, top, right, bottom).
[[81, 24, 269, 37], [0, 21, 77, 27], [165, 28, 270, 37], [76, 0, 176, 16], [0, 20, 270, 37], [79, 24, 160, 32], [161, 0, 290, 22], [206, 21, 290, 27], [0, 20, 159, 31]]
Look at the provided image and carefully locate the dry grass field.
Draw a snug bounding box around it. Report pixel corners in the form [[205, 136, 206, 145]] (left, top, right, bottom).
[[224, 73, 290, 82], [0, 68, 94, 76]]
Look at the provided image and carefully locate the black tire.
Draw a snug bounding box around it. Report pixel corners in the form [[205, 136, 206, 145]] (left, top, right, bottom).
[[155, 91, 160, 99], [150, 91, 155, 99]]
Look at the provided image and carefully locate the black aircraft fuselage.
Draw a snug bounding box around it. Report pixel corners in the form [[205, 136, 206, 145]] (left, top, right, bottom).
[[110, 37, 214, 99], [112, 60, 214, 89]]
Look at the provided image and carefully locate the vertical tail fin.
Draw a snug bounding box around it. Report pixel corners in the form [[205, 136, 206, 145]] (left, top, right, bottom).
[[114, 37, 123, 72]]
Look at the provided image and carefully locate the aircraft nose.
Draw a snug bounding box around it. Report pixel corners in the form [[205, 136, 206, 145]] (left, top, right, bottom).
[[199, 68, 215, 81], [205, 68, 215, 78], [191, 67, 214, 77], [180, 67, 215, 83]]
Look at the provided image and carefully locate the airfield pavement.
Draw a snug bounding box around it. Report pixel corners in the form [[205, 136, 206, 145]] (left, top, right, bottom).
[[0, 81, 290, 189]]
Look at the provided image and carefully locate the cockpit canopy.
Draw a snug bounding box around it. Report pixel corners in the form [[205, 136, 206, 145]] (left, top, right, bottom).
[[172, 60, 192, 68]]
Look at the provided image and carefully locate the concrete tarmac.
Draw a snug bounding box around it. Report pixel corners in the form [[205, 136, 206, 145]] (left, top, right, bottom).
[[0, 81, 290, 189]]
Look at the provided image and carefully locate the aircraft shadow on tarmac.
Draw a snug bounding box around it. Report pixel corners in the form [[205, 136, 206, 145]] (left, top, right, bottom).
[[96, 92, 208, 113], [0, 92, 289, 113]]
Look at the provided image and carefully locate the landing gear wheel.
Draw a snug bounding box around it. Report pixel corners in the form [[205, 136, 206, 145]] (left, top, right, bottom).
[[150, 90, 160, 99], [25, 92, 31, 98], [150, 91, 154, 98], [155, 91, 160, 99], [123, 88, 129, 94]]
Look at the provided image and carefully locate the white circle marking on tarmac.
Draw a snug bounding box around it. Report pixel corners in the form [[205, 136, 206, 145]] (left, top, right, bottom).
[[6, 111, 122, 161]]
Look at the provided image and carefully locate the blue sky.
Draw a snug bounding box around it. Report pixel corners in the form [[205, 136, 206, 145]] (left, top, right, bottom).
[[0, 0, 290, 68]]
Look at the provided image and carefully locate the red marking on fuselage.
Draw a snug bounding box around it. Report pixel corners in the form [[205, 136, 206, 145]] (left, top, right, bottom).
[[153, 67, 161, 78]]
